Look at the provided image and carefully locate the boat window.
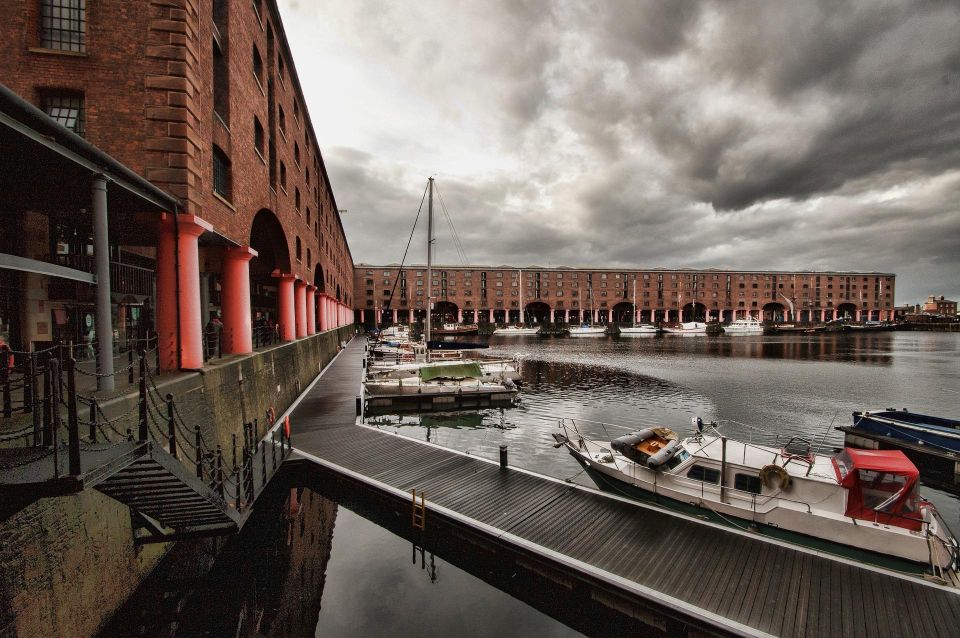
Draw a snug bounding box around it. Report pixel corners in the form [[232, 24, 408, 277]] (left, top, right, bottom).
[[665, 449, 689, 470], [687, 465, 720, 484], [858, 470, 907, 510], [734, 473, 762, 494]]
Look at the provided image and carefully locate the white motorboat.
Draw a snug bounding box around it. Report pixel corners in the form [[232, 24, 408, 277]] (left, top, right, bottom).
[[619, 325, 658, 336], [662, 321, 707, 334], [367, 357, 521, 383], [378, 325, 410, 340], [568, 324, 607, 337], [724, 319, 764, 335], [493, 325, 540, 336], [363, 362, 518, 398], [553, 418, 959, 571]]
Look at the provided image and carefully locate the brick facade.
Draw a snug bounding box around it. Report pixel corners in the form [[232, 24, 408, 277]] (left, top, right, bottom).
[[355, 265, 897, 323], [0, 0, 353, 305]]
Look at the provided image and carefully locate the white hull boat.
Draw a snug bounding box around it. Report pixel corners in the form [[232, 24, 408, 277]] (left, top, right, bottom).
[[662, 322, 707, 335], [619, 325, 658, 336], [553, 419, 959, 571], [568, 325, 607, 337], [493, 326, 540, 336], [724, 319, 764, 335], [367, 358, 521, 383]]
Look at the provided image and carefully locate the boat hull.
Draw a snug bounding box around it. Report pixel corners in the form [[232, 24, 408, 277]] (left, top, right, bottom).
[[568, 328, 607, 337], [556, 434, 951, 568], [850, 411, 960, 454]]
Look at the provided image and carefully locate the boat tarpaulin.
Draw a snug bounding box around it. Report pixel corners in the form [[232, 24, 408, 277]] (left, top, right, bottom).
[[419, 362, 483, 381], [834, 448, 922, 530]]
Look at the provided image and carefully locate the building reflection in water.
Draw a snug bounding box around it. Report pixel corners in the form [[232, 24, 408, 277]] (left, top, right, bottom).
[[98, 483, 338, 637]]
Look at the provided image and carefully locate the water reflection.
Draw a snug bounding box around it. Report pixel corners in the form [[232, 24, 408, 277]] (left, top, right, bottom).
[[100, 484, 338, 637], [101, 481, 582, 637]]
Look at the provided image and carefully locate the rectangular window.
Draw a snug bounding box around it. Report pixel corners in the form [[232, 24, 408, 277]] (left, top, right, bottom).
[[734, 474, 762, 494], [213, 40, 230, 125], [212, 145, 232, 200], [42, 92, 85, 136], [41, 0, 86, 52], [687, 465, 720, 484]]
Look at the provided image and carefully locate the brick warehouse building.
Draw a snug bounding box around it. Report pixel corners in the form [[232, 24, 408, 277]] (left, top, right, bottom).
[[355, 265, 896, 326], [0, 0, 354, 373]]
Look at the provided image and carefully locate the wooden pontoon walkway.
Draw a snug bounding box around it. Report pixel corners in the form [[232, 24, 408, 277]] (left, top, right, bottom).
[[286, 337, 960, 637]]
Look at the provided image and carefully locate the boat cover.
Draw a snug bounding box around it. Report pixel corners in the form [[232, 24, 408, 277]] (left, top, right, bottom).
[[419, 362, 483, 381], [833, 448, 922, 530]]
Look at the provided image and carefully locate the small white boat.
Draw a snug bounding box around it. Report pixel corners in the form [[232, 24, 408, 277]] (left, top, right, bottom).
[[493, 325, 540, 336], [568, 324, 607, 337], [363, 362, 518, 399], [378, 325, 410, 340], [619, 325, 658, 336], [724, 319, 764, 335], [367, 357, 521, 383], [662, 321, 706, 334], [553, 419, 959, 571]]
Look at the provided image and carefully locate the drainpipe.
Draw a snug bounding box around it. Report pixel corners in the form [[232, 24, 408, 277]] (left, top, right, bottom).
[[92, 175, 114, 391]]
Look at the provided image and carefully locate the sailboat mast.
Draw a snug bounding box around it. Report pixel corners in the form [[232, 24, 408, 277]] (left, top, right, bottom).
[[426, 177, 434, 345], [519, 268, 523, 325]]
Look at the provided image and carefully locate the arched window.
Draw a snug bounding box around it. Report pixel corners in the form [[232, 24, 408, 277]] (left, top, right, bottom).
[[295, 236, 302, 262]]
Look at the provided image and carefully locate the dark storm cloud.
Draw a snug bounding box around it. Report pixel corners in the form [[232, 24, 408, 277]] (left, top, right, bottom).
[[287, 0, 960, 302]]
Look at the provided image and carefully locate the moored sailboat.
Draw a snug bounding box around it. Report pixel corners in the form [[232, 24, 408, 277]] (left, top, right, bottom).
[[619, 280, 658, 335]]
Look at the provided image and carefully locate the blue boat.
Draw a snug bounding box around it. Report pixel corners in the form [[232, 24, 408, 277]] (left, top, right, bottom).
[[850, 410, 960, 453]]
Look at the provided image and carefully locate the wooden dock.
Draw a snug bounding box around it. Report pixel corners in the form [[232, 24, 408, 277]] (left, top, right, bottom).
[[285, 337, 960, 637]]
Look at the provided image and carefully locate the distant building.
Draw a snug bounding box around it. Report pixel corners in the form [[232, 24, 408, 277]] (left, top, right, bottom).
[[922, 296, 958, 317], [354, 264, 896, 325]]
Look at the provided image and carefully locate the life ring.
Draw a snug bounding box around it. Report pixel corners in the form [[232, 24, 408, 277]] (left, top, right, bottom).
[[759, 464, 792, 491], [267, 406, 276, 425]]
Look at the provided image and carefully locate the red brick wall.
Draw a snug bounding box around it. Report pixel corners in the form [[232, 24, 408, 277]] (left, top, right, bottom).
[[0, 0, 354, 305]]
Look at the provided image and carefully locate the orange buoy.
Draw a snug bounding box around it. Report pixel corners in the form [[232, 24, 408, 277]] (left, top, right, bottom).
[[284, 414, 291, 438]]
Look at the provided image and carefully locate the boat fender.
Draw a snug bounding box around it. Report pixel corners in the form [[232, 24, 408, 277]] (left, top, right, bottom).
[[759, 465, 792, 491], [503, 378, 515, 389], [647, 439, 680, 469]]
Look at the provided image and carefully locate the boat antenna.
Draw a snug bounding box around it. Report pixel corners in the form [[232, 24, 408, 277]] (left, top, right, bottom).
[[426, 177, 434, 353]]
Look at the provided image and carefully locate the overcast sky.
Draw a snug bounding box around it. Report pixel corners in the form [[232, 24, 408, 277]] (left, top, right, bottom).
[[279, 0, 960, 305]]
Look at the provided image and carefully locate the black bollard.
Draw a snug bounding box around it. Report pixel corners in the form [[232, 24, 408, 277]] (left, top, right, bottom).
[[499, 444, 508, 470], [355, 395, 361, 416]]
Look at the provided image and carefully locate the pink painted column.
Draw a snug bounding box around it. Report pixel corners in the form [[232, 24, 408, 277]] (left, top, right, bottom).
[[408, 309, 414, 324], [156, 214, 213, 371], [294, 280, 307, 338], [565, 309, 571, 322], [488, 309, 494, 322], [221, 246, 257, 355], [317, 295, 328, 332], [306, 285, 317, 335], [458, 309, 463, 323], [360, 309, 366, 323], [274, 273, 297, 341], [856, 309, 862, 322], [832, 309, 838, 321], [392, 309, 398, 324]]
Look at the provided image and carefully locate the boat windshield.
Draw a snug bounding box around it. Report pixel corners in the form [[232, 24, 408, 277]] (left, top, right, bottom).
[[664, 449, 690, 470]]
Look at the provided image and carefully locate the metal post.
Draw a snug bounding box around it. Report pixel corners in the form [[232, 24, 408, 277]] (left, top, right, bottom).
[[215, 445, 224, 499], [260, 441, 267, 486], [231, 433, 237, 473], [271, 430, 277, 471], [92, 175, 115, 391], [499, 444, 508, 470], [25, 353, 34, 414], [194, 425, 203, 479], [88, 397, 97, 443], [127, 348, 134, 385], [39, 359, 51, 446], [137, 352, 147, 441], [425, 177, 434, 352], [1, 347, 10, 418], [166, 393, 177, 459], [66, 357, 81, 475], [50, 358, 60, 476]]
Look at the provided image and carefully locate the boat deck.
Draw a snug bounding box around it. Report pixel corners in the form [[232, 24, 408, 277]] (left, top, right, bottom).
[[287, 337, 960, 637]]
